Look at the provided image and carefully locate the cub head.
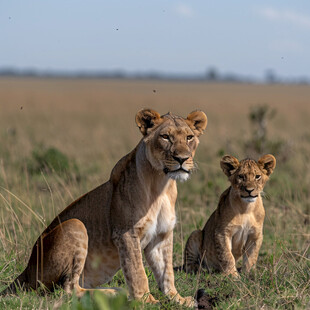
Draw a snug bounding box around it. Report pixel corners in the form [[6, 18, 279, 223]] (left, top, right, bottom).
[[220, 154, 276, 203], [135, 108, 207, 181]]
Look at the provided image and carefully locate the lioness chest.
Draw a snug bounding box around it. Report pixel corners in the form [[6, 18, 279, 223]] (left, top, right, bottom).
[[139, 194, 176, 249]]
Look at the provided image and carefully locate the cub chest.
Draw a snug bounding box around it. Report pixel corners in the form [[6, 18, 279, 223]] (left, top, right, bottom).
[[231, 215, 259, 252], [232, 223, 253, 250]]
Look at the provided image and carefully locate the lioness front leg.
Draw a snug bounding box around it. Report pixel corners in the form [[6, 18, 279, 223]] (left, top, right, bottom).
[[144, 231, 195, 308], [243, 233, 263, 273], [215, 233, 239, 278], [113, 231, 158, 304]]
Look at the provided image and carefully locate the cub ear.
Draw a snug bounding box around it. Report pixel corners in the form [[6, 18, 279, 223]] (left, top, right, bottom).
[[258, 154, 276, 176], [220, 155, 240, 177], [186, 111, 208, 136], [135, 108, 162, 136]]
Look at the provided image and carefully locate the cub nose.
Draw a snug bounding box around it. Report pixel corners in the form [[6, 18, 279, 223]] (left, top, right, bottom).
[[172, 156, 189, 165], [245, 188, 254, 194]]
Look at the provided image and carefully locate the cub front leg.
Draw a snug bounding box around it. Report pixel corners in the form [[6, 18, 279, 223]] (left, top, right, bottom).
[[243, 232, 263, 272], [144, 231, 195, 308], [113, 231, 158, 304], [215, 233, 239, 278]]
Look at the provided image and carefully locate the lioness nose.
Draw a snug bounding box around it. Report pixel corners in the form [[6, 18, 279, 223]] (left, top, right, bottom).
[[172, 156, 189, 165]]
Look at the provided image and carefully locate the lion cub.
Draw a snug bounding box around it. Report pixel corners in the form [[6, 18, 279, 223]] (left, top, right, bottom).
[[184, 154, 276, 277]]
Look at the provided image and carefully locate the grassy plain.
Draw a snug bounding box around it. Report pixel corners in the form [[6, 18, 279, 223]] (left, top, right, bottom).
[[0, 77, 309, 309]]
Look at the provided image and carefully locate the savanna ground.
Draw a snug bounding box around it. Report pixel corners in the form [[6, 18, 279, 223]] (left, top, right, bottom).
[[0, 78, 309, 309]]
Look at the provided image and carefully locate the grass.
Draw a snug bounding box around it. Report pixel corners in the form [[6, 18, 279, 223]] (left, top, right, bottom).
[[0, 78, 309, 309]]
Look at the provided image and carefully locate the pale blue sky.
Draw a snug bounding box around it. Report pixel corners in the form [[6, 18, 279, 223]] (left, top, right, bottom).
[[1, 1, 310, 79]]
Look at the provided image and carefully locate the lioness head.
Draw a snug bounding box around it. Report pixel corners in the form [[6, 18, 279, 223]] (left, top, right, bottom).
[[220, 154, 276, 203], [135, 109, 207, 181]]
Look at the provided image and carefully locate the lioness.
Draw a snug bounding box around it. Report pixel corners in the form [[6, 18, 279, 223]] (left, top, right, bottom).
[[5, 109, 207, 306], [183, 154, 276, 277]]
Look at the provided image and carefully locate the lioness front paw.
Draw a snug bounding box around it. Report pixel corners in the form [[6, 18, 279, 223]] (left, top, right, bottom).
[[230, 270, 241, 279], [172, 293, 196, 308], [143, 293, 159, 304], [224, 267, 240, 279]]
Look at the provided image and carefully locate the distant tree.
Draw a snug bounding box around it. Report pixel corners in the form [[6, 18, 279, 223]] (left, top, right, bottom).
[[265, 69, 277, 84], [206, 67, 218, 81]]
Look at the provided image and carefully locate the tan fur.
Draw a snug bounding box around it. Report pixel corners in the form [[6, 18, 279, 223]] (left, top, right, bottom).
[[5, 109, 207, 307], [184, 154, 276, 277]]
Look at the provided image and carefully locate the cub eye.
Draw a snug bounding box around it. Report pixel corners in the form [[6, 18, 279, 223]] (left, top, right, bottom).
[[238, 174, 245, 180], [255, 175, 261, 180], [187, 135, 194, 141], [161, 134, 169, 140]]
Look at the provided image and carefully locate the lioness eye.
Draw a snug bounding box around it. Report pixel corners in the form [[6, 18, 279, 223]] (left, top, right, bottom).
[[187, 135, 194, 141], [255, 175, 261, 180], [161, 134, 169, 140]]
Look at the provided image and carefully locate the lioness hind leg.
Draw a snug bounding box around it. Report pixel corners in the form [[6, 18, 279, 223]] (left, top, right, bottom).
[[184, 229, 203, 273], [18, 219, 89, 293]]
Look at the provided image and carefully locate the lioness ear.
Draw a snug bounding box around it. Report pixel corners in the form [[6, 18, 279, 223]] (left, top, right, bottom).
[[258, 154, 276, 176], [135, 109, 162, 136], [186, 111, 208, 136], [220, 155, 240, 177]]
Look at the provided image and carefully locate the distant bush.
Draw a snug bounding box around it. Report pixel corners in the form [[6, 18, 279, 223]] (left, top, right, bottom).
[[244, 104, 291, 161], [246, 104, 276, 154], [26, 144, 80, 179]]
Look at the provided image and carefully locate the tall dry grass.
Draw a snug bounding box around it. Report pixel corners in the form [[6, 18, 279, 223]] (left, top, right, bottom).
[[0, 77, 309, 309]]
